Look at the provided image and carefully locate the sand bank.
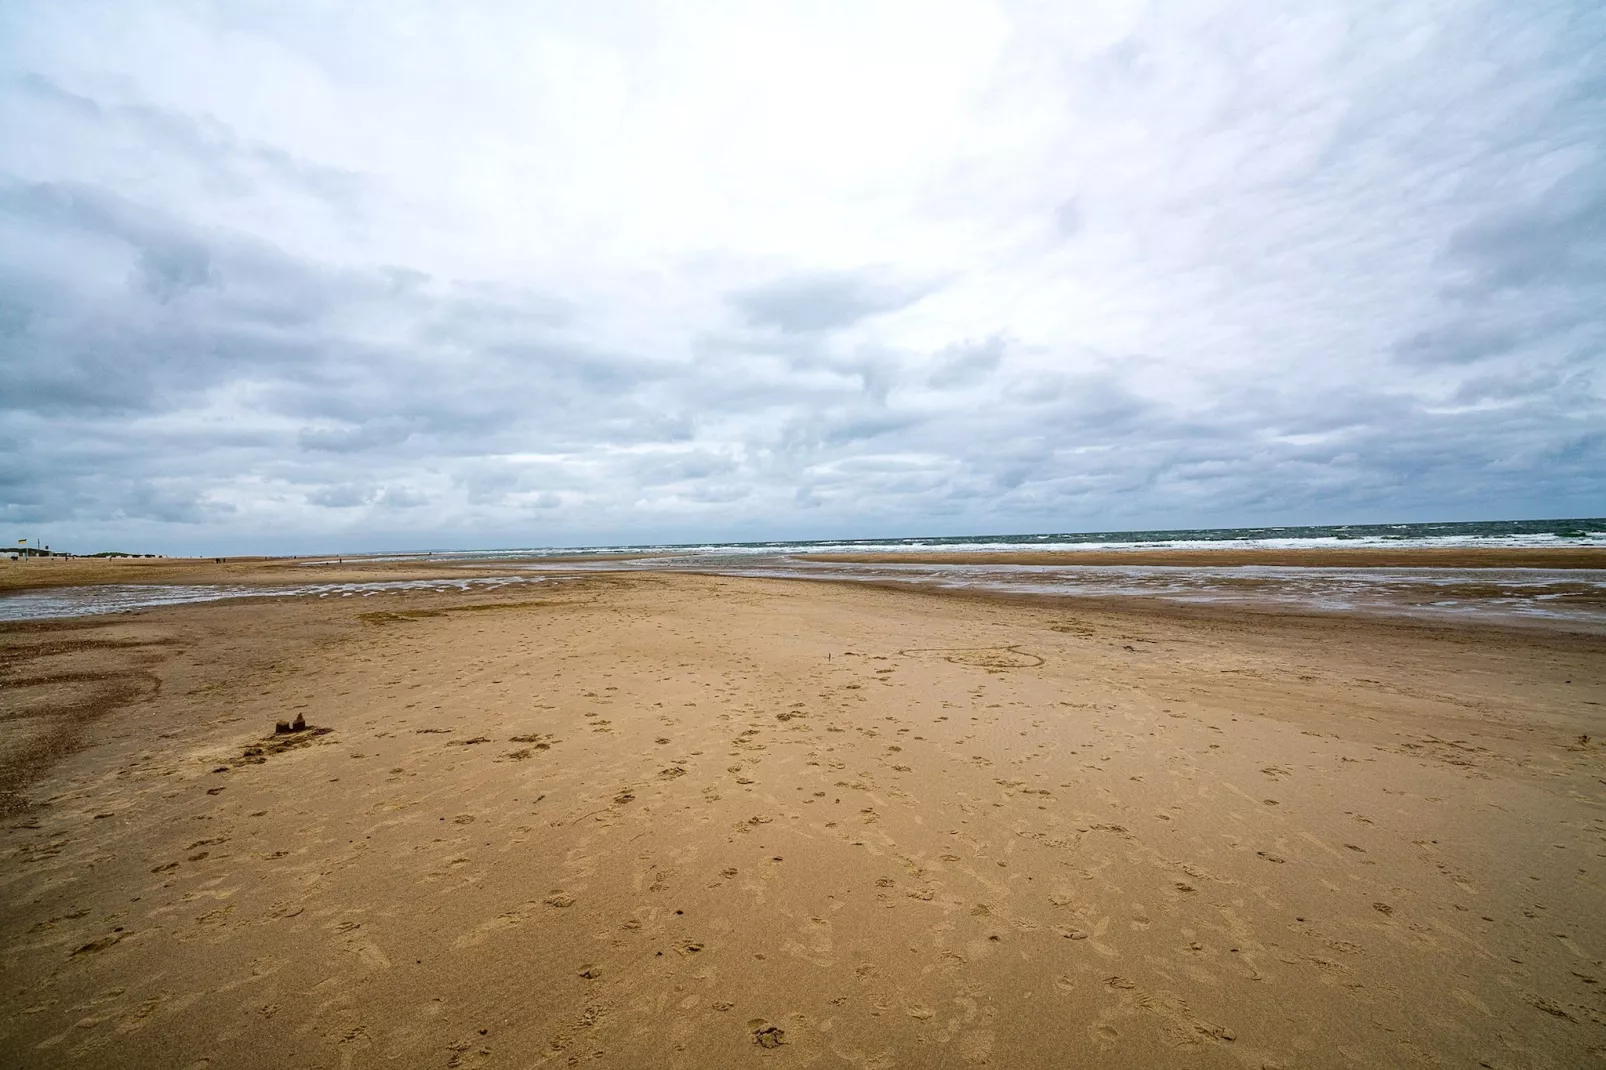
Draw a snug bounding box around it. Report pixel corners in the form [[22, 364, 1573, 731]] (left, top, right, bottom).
[[2, 573, 1603, 1067], [0, 555, 523, 594]]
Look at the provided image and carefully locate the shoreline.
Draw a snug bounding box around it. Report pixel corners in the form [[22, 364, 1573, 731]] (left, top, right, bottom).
[[0, 555, 528, 594], [4, 543, 1603, 596], [745, 568, 1606, 638], [798, 546, 1606, 569], [7, 548, 1605, 633]]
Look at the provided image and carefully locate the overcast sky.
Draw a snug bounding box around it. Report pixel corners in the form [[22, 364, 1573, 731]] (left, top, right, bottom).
[[2, 2, 1601, 554]]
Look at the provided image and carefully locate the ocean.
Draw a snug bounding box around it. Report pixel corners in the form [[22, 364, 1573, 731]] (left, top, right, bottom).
[[354, 517, 1606, 562], [4, 519, 1603, 626]]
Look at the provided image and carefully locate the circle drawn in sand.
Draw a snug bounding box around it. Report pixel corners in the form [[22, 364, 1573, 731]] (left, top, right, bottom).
[[899, 645, 1044, 669]]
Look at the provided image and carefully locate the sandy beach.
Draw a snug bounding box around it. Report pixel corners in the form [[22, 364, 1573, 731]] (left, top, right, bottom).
[[2, 567, 1604, 1067], [12, 1, 1603, 1065]]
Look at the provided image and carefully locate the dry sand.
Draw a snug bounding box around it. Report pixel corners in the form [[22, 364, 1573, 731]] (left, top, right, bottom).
[[2, 571, 1604, 1067]]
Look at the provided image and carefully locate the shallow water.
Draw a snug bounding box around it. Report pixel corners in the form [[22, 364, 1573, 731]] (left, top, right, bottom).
[[4, 559, 1604, 630], [0, 575, 541, 622], [506, 556, 1606, 630], [755, 561, 1606, 625]]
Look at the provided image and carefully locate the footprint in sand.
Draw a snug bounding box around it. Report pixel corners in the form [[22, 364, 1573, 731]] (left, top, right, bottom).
[[901, 646, 1045, 670]]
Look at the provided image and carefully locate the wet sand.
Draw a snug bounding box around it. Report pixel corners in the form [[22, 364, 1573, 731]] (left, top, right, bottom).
[[0, 556, 503, 594], [802, 547, 1606, 569], [8, 542, 1603, 600], [2, 572, 1604, 1067]]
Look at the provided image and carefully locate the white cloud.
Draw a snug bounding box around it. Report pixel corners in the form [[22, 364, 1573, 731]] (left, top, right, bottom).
[[0, 0, 1601, 553]]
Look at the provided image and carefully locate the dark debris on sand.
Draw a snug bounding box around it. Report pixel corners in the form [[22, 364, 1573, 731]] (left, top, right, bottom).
[[236, 720, 333, 766]]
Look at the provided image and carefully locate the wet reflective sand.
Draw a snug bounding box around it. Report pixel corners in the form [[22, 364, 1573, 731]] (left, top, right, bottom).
[[4, 554, 1604, 631], [0, 575, 542, 622]]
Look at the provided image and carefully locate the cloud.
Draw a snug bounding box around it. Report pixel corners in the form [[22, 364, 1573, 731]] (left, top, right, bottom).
[[730, 271, 931, 334], [12, 73, 364, 206], [307, 483, 375, 508], [928, 336, 1005, 389], [1442, 159, 1606, 296], [1391, 324, 1519, 367], [375, 486, 428, 509], [0, 0, 1600, 554], [298, 420, 415, 453]]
